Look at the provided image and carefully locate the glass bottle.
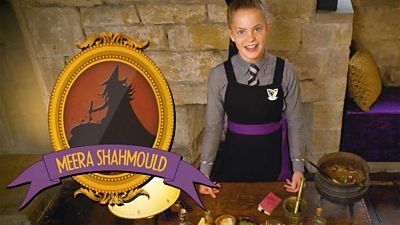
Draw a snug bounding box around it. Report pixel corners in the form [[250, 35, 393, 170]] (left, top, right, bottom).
[[204, 210, 214, 225], [312, 207, 327, 225], [178, 208, 192, 225]]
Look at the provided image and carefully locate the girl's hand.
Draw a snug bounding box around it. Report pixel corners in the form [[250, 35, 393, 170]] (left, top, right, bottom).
[[198, 183, 221, 198], [284, 172, 304, 193]]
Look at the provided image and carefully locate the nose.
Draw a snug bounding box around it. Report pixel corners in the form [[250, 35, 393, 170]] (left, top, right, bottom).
[[247, 31, 256, 42]]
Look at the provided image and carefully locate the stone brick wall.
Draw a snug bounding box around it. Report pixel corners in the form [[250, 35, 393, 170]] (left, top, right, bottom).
[[11, 0, 353, 165], [352, 0, 400, 86]]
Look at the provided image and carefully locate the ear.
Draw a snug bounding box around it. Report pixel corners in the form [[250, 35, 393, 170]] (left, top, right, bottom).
[[265, 21, 271, 34], [229, 28, 236, 43]]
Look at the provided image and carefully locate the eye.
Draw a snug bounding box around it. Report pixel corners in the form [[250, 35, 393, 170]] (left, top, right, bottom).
[[237, 30, 245, 36], [254, 27, 262, 32]]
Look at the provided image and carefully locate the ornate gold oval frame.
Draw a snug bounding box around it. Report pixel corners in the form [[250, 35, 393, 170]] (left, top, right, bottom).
[[48, 33, 175, 204]]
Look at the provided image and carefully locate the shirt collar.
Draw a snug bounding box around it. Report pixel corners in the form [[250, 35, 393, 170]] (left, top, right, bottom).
[[231, 50, 271, 77]]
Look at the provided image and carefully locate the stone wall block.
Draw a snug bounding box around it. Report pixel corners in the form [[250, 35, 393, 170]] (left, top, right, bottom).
[[2, 101, 49, 153], [352, 0, 400, 9], [37, 0, 103, 7], [265, 18, 302, 51], [358, 41, 400, 70], [354, 22, 400, 43], [300, 80, 321, 103], [4, 87, 25, 118], [353, 7, 384, 26], [168, 25, 229, 50], [18, 0, 40, 8], [171, 147, 190, 162], [312, 102, 344, 129], [382, 66, 400, 87], [106, 0, 226, 4], [207, 4, 227, 23], [0, 101, 11, 152], [169, 81, 207, 105], [376, 8, 400, 25], [316, 12, 353, 24], [24, 7, 85, 57], [37, 57, 65, 93], [171, 128, 204, 164], [292, 50, 326, 81], [104, 0, 149, 4], [173, 106, 190, 149], [262, 0, 277, 20], [147, 51, 225, 82], [21, 115, 50, 152], [302, 102, 314, 159], [12, 86, 43, 118], [137, 4, 207, 24], [389, 67, 400, 86], [311, 129, 342, 153], [321, 76, 347, 102], [265, 0, 316, 19], [325, 47, 350, 78], [173, 104, 206, 155], [267, 50, 294, 62], [81, 5, 140, 26], [190, 128, 204, 165], [84, 25, 169, 50], [301, 22, 352, 49]]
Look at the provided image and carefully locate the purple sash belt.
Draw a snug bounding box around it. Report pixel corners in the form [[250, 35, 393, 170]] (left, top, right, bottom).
[[227, 117, 292, 181]]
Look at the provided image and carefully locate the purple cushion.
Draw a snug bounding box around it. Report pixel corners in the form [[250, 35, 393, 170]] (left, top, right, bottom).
[[345, 87, 400, 115], [341, 87, 400, 162]]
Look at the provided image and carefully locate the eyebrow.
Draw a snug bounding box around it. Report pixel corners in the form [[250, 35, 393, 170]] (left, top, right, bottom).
[[235, 24, 263, 30]]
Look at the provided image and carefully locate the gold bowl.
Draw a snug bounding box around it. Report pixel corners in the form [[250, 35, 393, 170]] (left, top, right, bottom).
[[282, 196, 307, 225], [215, 215, 237, 225]]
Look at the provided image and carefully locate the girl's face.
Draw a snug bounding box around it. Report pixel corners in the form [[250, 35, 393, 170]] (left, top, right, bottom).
[[229, 8, 270, 63]]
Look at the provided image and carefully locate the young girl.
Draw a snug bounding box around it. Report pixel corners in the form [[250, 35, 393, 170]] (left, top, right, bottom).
[[199, 0, 305, 198]]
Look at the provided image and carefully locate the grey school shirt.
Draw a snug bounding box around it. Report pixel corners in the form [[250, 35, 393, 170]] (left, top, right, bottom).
[[200, 51, 305, 177]]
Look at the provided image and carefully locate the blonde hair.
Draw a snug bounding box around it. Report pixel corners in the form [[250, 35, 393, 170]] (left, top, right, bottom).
[[227, 0, 265, 26]]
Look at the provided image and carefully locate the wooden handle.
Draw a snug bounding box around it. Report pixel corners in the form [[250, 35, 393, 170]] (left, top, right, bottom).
[[294, 178, 305, 214]]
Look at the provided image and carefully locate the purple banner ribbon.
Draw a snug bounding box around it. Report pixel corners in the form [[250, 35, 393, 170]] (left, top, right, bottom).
[[7, 145, 216, 210]]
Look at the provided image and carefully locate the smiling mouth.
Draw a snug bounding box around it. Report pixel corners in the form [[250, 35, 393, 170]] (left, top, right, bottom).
[[245, 44, 258, 50]]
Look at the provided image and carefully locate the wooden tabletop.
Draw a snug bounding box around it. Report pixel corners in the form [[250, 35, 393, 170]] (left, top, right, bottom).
[[158, 182, 372, 225]]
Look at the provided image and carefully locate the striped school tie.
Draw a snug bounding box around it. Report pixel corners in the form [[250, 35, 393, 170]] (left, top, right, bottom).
[[248, 64, 260, 86]]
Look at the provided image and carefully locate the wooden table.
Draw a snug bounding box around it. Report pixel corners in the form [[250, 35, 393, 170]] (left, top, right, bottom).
[[158, 182, 372, 225]]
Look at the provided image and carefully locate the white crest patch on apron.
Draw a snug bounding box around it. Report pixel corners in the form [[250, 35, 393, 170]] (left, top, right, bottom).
[[267, 88, 278, 101]]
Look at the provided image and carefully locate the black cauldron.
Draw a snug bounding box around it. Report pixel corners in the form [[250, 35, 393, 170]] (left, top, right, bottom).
[[315, 152, 370, 205]]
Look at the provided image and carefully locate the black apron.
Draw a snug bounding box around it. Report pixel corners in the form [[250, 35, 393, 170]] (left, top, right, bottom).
[[214, 57, 292, 182]]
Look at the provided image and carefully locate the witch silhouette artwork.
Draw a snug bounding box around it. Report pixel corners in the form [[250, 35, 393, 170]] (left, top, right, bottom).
[[68, 64, 156, 148]]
